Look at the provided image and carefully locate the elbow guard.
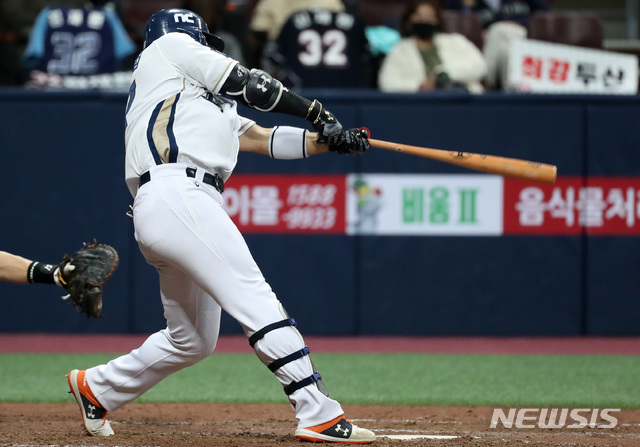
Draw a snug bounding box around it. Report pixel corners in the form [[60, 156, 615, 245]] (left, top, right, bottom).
[[224, 65, 284, 112]]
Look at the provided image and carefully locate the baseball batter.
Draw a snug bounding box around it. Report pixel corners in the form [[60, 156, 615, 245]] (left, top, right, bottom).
[[66, 8, 375, 444]]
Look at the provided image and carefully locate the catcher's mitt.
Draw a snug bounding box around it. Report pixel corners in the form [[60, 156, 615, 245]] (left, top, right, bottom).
[[56, 241, 119, 317]]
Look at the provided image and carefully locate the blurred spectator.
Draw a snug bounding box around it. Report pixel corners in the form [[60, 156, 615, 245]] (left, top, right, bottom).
[[184, 0, 246, 65], [444, 0, 550, 89], [22, 1, 136, 89], [364, 24, 401, 89], [378, 0, 487, 94], [263, 7, 369, 89], [0, 0, 86, 85], [247, 0, 344, 67], [217, 0, 252, 63]]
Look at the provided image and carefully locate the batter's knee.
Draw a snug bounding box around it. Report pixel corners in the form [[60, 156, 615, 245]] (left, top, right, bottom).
[[162, 329, 217, 364]]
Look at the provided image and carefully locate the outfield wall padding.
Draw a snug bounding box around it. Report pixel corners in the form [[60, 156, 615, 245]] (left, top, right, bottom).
[[0, 90, 638, 335]]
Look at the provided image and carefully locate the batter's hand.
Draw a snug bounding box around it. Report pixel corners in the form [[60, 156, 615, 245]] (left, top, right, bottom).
[[306, 100, 342, 143], [328, 128, 370, 156]]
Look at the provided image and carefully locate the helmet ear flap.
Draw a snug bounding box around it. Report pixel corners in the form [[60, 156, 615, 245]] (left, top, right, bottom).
[[204, 32, 225, 52]]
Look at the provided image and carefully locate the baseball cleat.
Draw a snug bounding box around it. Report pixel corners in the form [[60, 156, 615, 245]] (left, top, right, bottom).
[[295, 415, 375, 444], [66, 369, 114, 436]]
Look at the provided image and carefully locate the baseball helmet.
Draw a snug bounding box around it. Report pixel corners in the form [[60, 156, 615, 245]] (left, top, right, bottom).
[[143, 8, 225, 52]]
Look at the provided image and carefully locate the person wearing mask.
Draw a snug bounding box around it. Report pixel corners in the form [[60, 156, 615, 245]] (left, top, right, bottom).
[[378, 0, 487, 93]]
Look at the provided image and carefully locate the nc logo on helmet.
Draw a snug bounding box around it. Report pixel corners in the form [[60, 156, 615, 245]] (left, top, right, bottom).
[[173, 13, 195, 24]]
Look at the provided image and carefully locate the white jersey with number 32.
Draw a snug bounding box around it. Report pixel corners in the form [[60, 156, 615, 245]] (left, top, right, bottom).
[[124, 32, 255, 196]]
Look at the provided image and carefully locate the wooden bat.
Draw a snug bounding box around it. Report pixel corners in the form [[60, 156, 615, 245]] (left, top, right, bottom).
[[367, 138, 558, 185]]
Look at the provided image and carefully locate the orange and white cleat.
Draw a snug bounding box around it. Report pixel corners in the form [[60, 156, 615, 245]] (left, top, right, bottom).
[[66, 369, 114, 436], [295, 415, 375, 444]]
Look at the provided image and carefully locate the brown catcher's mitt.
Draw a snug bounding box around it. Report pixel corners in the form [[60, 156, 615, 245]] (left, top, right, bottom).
[[56, 241, 119, 317]]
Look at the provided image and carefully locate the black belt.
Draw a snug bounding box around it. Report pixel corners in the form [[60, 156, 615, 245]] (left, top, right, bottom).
[[140, 167, 224, 193]]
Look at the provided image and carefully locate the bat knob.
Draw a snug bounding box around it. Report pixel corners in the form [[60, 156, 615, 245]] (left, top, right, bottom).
[[359, 127, 370, 138]]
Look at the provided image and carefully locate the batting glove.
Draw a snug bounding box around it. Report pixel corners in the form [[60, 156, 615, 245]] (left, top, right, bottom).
[[328, 128, 370, 156], [306, 100, 342, 142]]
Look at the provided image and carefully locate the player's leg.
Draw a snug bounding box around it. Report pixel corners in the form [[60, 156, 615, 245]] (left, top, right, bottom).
[[140, 177, 373, 441], [149, 185, 340, 423], [67, 274, 221, 435], [68, 175, 224, 435], [204, 210, 374, 441], [86, 274, 222, 410]]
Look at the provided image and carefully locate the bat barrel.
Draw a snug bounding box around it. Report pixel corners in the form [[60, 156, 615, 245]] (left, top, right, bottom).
[[368, 138, 557, 185], [479, 155, 558, 185]]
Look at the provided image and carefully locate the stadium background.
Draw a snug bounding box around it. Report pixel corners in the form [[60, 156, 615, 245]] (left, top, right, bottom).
[[1, 2, 640, 446], [0, 89, 638, 337]]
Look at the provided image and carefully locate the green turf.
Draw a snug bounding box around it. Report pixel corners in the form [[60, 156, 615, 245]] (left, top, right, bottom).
[[1, 353, 638, 408]]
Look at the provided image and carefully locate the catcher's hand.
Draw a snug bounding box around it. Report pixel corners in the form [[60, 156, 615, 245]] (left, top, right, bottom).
[[55, 241, 119, 318]]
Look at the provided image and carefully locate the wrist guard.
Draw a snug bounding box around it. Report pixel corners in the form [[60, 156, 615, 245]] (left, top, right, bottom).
[[27, 261, 57, 285]]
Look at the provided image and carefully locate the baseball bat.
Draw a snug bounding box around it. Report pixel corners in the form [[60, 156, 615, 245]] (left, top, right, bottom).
[[367, 138, 557, 185]]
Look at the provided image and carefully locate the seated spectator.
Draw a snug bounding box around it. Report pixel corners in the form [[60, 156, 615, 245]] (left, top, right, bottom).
[[378, 0, 487, 94], [263, 7, 369, 89], [22, 1, 136, 88], [248, 0, 345, 67], [444, 0, 550, 89]]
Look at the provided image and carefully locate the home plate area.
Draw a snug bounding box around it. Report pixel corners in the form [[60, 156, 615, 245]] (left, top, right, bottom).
[[1, 403, 640, 446], [378, 434, 460, 440]]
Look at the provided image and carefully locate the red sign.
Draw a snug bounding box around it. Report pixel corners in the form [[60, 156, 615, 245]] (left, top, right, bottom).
[[548, 58, 570, 83], [223, 175, 346, 233], [504, 177, 640, 235], [521, 55, 570, 83], [522, 56, 543, 79]]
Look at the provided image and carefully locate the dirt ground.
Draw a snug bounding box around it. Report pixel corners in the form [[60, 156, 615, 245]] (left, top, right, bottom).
[[1, 403, 639, 447]]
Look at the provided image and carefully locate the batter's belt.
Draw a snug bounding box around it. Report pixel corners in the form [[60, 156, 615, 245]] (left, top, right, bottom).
[[140, 166, 224, 193]]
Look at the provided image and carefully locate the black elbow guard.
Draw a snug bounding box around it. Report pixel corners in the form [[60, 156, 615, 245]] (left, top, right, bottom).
[[224, 65, 283, 112]]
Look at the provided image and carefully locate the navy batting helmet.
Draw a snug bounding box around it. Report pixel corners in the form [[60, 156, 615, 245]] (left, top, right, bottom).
[[143, 8, 225, 52]]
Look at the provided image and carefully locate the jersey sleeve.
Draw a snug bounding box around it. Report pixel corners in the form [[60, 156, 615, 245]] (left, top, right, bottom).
[[238, 116, 256, 136], [22, 8, 50, 62], [104, 8, 136, 61], [157, 33, 238, 94]]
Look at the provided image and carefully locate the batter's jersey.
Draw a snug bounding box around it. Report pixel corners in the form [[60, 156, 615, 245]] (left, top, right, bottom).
[[275, 8, 368, 88], [23, 6, 136, 75], [124, 32, 255, 197]]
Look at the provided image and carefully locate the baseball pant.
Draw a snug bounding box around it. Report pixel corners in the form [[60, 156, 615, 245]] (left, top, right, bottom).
[[86, 163, 343, 428]]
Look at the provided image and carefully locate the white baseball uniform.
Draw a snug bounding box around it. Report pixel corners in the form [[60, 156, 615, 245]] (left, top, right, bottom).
[[85, 32, 343, 428]]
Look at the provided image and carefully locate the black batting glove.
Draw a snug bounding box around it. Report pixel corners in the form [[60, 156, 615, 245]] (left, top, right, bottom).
[[328, 128, 370, 156], [306, 100, 342, 143]]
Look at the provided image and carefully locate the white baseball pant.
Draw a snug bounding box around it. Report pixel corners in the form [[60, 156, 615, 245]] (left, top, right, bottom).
[[85, 163, 343, 428]]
